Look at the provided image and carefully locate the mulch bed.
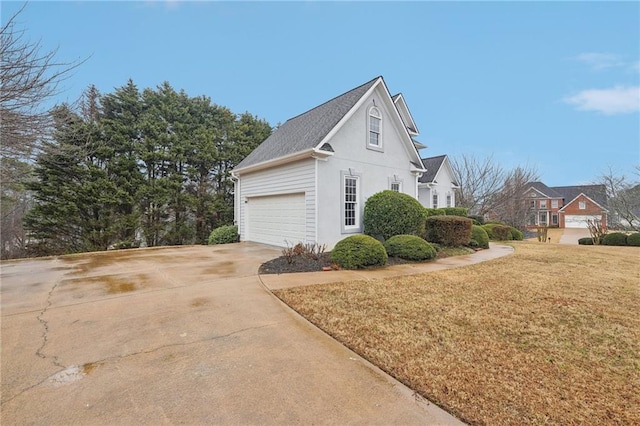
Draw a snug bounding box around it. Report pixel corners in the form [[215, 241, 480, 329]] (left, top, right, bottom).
[[258, 251, 455, 274]]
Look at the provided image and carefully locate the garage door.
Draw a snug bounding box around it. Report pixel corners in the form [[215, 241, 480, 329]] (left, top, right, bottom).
[[246, 193, 306, 247], [565, 214, 601, 228]]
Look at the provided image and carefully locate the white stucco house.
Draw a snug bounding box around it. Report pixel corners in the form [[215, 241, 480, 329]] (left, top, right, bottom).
[[232, 76, 429, 249], [417, 155, 459, 208]]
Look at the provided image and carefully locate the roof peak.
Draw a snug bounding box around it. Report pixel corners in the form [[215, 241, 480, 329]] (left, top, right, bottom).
[[286, 76, 382, 122]]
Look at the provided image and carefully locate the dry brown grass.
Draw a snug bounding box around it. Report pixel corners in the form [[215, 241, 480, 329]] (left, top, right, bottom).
[[274, 242, 640, 425]]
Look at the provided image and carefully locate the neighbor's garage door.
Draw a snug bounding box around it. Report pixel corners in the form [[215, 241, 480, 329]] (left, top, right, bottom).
[[565, 214, 601, 228], [246, 193, 306, 247]]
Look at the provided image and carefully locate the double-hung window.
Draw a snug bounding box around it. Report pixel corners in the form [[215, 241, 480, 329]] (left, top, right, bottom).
[[540, 200, 547, 209], [432, 194, 438, 208], [446, 194, 452, 207], [391, 182, 400, 192], [344, 176, 359, 230]]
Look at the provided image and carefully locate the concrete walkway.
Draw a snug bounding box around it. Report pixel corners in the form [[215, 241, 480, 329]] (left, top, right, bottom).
[[1, 242, 512, 425]]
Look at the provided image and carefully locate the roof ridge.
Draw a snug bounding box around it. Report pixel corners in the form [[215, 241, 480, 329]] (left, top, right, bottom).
[[285, 76, 381, 122]]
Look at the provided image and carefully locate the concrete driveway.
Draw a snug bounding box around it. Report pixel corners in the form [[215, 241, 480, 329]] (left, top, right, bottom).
[[558, 228, 591, 244], [1, 243, 461, 425]]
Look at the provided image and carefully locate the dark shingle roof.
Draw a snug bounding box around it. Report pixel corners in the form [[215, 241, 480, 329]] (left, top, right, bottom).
[[527, 181, 563, 198], [419, 155, 446, 183], [551, 184, 608, 208], [235, 77, 380, 170]]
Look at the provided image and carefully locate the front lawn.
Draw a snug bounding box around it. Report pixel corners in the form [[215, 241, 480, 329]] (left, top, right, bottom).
[[273, 242, 639, 425]]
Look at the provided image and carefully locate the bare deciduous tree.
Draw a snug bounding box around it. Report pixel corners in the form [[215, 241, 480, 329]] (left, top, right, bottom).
[[1, 4, 84, 258], [599, 166, 640, 231], [451, 154, 538, 228]]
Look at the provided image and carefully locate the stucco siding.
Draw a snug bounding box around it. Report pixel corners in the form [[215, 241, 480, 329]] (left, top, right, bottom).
[[316, 84, 419, 249], [237, 158, 316, 245], [418, 165, 457, 208]]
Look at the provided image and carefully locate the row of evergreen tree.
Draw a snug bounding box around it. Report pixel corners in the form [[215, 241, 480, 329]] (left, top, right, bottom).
[[24, 80, 271, 255]]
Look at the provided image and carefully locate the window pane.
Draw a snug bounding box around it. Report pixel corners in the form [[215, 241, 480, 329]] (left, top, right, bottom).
[[345, 177, 358, 227]]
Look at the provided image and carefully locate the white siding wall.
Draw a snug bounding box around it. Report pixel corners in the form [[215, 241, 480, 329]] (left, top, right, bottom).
[[418, 163, 457, 208], [316, 85, 420, 249], [237, 158, 316, 244]]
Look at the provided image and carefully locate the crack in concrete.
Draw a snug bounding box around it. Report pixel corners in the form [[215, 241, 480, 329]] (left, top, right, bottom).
[[35, 280, 64, 369], [1, 322, 279, 407]]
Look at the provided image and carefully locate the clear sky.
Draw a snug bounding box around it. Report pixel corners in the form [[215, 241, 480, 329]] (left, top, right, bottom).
[[3, 1, 639, 186]]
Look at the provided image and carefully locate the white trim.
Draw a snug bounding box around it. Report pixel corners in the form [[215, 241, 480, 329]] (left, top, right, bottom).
[[314, 158, 318, 244], [392, 93, 419, 135], [341, 170, 362, 233], [233, 147, 333, 175], [367, 105, 383, 151], [312, 77, 424, 167]]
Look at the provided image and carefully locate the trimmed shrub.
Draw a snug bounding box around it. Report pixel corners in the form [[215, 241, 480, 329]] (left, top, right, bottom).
[[208, 225, 239, 245], [470, 225, 490, 249], [330, 235, 388, 269], [363, 190, 426, 241], [424, 208, 446, 217], [384, 234, 437, 261], [509, 227, 524, 241], [627, 233, 640, 246], [482, 223, 512, 241], [468, 215, 485, 225], [601, 232, 628, 246], [578, 237, 594, 245], [425, 215, 473, 246], [442, 207, 469, 217]]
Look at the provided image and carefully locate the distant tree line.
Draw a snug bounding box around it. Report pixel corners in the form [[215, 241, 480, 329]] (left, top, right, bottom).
[[22, 81, 271, 256]]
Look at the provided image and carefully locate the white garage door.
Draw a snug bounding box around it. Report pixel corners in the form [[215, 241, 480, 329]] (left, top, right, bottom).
[[246, 193, 306, 247], [565, 215, 601, 228]]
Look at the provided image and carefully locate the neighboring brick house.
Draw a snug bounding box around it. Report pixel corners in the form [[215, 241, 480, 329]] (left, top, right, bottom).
[[525, 182, 608, 229]]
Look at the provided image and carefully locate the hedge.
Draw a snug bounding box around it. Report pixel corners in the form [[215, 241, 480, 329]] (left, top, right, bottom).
[[442, 207, 469, 217], [482, 223, 512, 241], [509, 227, 524, 241], [384, 234, 437, 261], [601, 232, 628, 246], [425, 208, 446, 217], [425, 215, 472, 246], [470, 225, 490, 249], [208, 225, 239, 245], [467, 215, 485, 225], [425, 207, 469, 217], [330, 234, 388, 269], [578, 237, 594, 245], [363, 190, 426, 241], [627, 233, 640, 246]]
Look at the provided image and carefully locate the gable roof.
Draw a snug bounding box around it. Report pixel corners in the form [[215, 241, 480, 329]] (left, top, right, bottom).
[[235, 77, 379, 170], [418, 155, 458, 187], [419, 155, 446, 183], [526, 181, 563, 198], [392, 93, 419, 135], [552, 184, 608, 209]]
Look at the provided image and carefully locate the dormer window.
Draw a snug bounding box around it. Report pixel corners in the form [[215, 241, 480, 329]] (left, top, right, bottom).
[[368, 106, 382, 151]]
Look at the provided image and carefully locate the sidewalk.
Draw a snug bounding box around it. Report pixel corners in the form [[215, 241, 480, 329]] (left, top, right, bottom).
[[261, 243, 514, 290]]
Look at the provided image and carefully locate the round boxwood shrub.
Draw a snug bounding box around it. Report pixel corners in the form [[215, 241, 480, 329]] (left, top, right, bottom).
[[627, 233, 640, 246], [578, 237, 594, 245], [482, 223, 512, 241], [208, 225, 239, 245], [384, 234, 436, 261], [330, 235, 388, 269], [470, 225, 490, 249], [363, 190, 426, 241], [425, 215, 473, 246], [509, 227, 524, 241], [601, 232, 628, 246]]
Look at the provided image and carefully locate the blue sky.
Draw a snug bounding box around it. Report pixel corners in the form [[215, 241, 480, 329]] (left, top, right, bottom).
[[4, 1, 639, 186]]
